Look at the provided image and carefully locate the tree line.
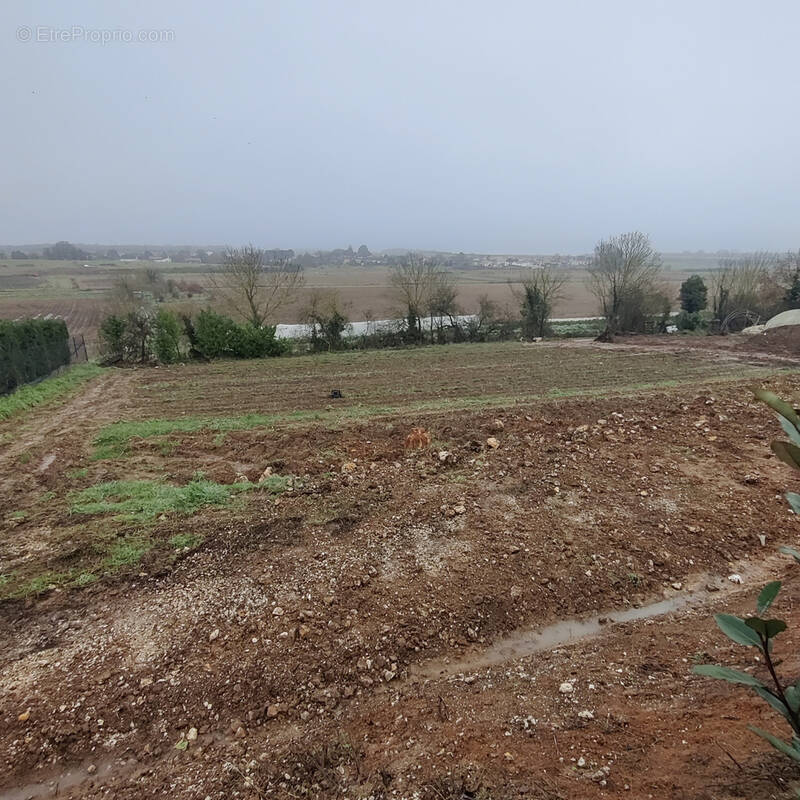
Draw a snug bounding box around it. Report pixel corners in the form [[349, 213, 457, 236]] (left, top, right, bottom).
[[96, 234, 800, 364]]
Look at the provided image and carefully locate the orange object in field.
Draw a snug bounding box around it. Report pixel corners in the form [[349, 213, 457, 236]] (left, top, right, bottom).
[[404, 427, 431, 450]]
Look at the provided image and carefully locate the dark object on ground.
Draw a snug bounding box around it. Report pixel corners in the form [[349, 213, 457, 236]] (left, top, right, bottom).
[[330, 389, 343, 399], [594, 328, 614, 343]]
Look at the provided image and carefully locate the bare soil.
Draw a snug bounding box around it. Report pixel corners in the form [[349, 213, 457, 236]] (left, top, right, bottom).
[[2, 340, 800, 799]]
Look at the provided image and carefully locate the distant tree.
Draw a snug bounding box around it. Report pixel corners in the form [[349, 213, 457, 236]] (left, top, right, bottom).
[[305, 292, 350, 352], [464, 295, 504, 342], [152, 309, 182, 363], [210, 245, 304, 328], [390, 253, 445, 344], [0, 252, 5, 260], [10, 250, 26, 260], [98, 315, 126, 361], [357, 244, 371, 257], [43, 241, 88, 260], [777, 251, 800, 310], [124, 309, 154, 363], [679, 275, 708, 313], [427, 268, 460, 343], [587, 231, 663, 338], [105, 249, 120, 260], [513, 266, 567, 339], [711, 253, 780, 328]]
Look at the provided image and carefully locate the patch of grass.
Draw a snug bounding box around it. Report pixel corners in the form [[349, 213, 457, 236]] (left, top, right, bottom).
[[104, 537, 152, 569], [73, 571, 98, 588], [70, 476, 287, 522], [169, 532, 203, 550], [9, 510, 27, 520], [0, 363, 104, 422], [67, 467, 89, 479], [37, 490, 56, 504], [18, 451, 31, 464], [25, 571, 68, 595], [158, 439, 176, 456]]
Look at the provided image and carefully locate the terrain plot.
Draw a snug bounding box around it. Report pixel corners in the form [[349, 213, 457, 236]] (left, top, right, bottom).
[[2, 340, 800, 799]]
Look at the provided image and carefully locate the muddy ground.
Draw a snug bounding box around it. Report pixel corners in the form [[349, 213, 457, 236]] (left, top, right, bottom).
[[2, 340, 800, 799]]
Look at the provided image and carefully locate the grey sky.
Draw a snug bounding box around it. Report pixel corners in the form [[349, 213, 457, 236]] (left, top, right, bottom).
[[2, 0, 799, 253]]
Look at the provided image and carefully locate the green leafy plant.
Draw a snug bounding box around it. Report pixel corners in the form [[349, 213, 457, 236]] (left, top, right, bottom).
[[754, 388, 800, 513], [694, 389, 800, 764], [693, 560, 800, 762]]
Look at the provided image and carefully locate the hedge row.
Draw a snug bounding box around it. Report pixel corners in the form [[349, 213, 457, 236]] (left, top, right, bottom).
[[98, 309, 287, 364], [0, 318, 71, 396]]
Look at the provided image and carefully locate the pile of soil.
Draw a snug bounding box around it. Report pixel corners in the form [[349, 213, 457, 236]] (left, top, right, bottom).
[[740, 325, 800, 357]]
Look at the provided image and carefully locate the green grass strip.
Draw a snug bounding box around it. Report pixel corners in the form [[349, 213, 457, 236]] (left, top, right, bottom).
[[0, 363, 104, 421], [70, 476, 288, 521], [92, 367, 795, 458]]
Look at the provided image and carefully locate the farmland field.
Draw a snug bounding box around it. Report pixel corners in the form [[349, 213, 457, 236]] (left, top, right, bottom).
[[3, 340, 800, 799], [0, 259, 708, 353]]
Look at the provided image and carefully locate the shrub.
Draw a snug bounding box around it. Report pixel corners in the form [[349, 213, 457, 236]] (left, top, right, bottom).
[[679, 275, 708, 313], [194, 310, 286, 359], [152, 309, 182, 363], [229, 323, 284, 358], [675, 310, 707, 332], [0, 318, 70, 395], [194, 310, 237, 359], [99, 315, 126, 361]]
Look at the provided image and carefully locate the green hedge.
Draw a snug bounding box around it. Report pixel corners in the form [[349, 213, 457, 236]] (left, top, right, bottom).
[[0, 318, 71, 395], [194, 310, 286, 359]]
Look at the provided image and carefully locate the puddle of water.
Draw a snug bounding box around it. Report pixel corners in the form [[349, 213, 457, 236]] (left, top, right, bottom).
[[409, 561, 782, 680], [36, 454, 55, 474], [412, 592, 703, 679], [0, 757, 131, 800]]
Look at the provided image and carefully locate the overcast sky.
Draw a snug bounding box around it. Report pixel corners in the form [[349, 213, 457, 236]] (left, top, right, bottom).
[[2, 1, 799, 253]]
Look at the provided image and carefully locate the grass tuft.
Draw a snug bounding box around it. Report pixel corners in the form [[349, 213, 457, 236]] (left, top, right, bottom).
[[169, 532, 203, 550], [104, 537, 152, 568], [70, 476, 287, 521]]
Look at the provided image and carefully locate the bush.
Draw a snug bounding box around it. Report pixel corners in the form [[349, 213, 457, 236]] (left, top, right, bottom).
[[99, 315, 126, 361], [194, 310, 237, 359], [0, 318, 70, 395], [679, 275, 708, 313], [152, 310, 182, 363], [194, 310, 286, 359], [675, 310, 707, 332]]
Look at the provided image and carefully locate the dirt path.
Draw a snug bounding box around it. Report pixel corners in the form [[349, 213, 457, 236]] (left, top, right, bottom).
[[0, 369, 135, 494]]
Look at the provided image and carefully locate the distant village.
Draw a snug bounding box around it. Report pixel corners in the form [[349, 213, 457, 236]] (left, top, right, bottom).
[[0, 240, 596, 269]]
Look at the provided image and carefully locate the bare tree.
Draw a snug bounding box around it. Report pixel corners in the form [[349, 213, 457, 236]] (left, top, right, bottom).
[[777, 251, 800, 309], [710, 252, 779, 329], [427, 267, 460, 343], [511, 266, 567, 339], [389, 253, 449, 344], [303, 291, 351, 352], [211, 245, 303, 328], [587, 232, 663, 338]]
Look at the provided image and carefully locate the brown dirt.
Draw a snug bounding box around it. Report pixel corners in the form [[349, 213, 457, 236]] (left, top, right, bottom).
[[2, 342, 800, 798]]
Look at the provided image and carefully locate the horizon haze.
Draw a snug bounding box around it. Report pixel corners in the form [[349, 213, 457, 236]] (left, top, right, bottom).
[[3, 0, 800, 253]]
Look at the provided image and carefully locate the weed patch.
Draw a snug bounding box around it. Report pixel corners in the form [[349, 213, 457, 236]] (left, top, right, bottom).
[[103, 537, 152, 568], [169, 532, 203, 550], [70, 476, 287, 521]]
